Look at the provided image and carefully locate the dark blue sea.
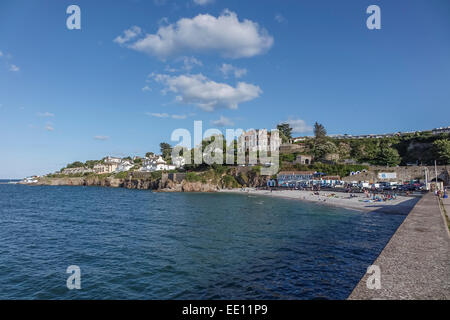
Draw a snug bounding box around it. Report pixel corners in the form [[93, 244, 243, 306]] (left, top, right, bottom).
[[0, 184, 406, 299]]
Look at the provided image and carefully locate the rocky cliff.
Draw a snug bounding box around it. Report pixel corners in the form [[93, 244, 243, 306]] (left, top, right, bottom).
[[36, 176, 123, 188], [36, 167, 269, 192]]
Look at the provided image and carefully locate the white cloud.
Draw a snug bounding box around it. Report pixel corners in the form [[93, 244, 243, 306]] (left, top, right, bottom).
[[37, 112, 55, 117], [164, 65, 178, 73], [163, 56, 203, 73], [94, 135, 110, 141], [9, 64, 19, 72], [171, 114, 187, 119], [147, 112, 169, 118], [114, 26, 142, 45], [286, 118, 313, 133], [275, 13, 287, 24], [116, 10, 273, 59], [181, 56, 202, 71], [220, 63, 247, 78], [158, 17, 169, 25], [142, 85, 152, 92], [152, 73, 262, 111], [45, 124, 54, 131], [0, 50, 3, 57], [146, 112, 187, 119], [212, 115, 234, 127], [193, 0, 214, 5]]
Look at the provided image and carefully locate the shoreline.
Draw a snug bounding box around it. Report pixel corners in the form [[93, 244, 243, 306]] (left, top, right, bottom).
[[16, 179, 421, 214], [219, 188, 421, 214]]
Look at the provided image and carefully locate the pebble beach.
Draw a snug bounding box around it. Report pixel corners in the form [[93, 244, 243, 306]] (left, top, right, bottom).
[[220, 189, 421, 214]]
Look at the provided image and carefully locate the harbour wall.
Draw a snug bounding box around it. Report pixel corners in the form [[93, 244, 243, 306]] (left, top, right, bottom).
[[348, 192, 450, 299]]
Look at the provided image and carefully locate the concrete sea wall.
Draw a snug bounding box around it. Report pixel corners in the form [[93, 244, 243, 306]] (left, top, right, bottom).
[[349, 192, 450, 299]]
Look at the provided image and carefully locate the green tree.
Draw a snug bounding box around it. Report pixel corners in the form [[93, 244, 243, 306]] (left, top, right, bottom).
[[337, 142, 351, 159], [145, 152, 155, 158], [66, 161, 85, 168], [433, 139, 450, 164], [313, 140, 337, 159], [159, 142, 172, 160], [85, 160, 101, 169], [362, 140, 381, 163], [313, 122, 327, 140], [277, 123, 293, 143], [375, 143, 401, 166]]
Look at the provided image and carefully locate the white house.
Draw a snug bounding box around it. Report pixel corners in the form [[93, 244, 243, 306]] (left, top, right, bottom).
[[141, 155, 176, 172], [172, 156, 186, 168], [105, 156, 122, 164], [291, 136, 306, 143], [237, 129, 281, 153], [115, 160, 134, 173], [93, 156, 122, 174]]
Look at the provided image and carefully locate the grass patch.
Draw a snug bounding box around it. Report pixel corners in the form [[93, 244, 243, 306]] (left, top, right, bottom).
[[185, 172, 202, 182], [114, 171, 128, 179], [222, 175, 240, 188]]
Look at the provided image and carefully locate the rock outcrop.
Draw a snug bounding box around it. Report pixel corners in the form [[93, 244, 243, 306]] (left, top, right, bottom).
[[36, 167, 269, 192], [36, 177, 124, 188]]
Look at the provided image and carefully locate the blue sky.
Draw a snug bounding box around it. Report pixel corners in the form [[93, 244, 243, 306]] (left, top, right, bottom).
[[0, 0, 449, 178]]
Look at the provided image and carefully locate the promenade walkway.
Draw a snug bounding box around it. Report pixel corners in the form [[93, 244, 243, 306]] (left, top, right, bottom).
[[349, 192, 450, 299]]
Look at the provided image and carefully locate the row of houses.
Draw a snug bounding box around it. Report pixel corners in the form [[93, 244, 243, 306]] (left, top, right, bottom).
[[287, 127, 449, 141], [61, 167, 94, 175], [276, 171, 342, 187], [329, 127, 450, 139], [61, 155, 186, 175], [92, 156, 133, 174], [140, 155, 185, 172], [61, 156, 133, 175]]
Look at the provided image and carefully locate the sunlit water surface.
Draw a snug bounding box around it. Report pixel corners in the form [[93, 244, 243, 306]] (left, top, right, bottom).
[[0, 184, 406, 299]]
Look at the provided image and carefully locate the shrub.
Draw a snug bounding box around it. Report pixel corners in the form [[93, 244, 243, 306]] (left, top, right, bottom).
[[150, 171, 162, 180], [222, 175, 240, 188], [251, 165, 261, 174], [185, 172, 202, 182], [114, 171, 128, 179]]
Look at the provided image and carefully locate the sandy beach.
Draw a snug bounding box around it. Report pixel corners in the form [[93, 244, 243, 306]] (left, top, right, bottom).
[[220, 188, 421, 214]]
